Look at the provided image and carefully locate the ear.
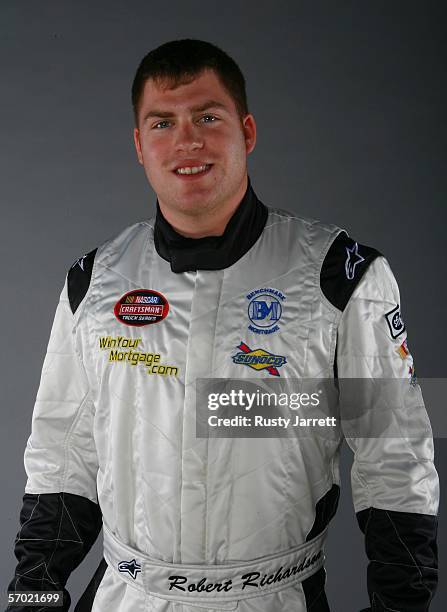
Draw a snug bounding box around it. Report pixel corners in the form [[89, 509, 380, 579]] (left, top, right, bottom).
[[242, 114, 257, 155], [133, 128, 144, 165]]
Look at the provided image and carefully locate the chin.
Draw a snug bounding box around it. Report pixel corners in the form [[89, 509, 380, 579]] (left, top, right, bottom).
[[175, 186, 216, 204]]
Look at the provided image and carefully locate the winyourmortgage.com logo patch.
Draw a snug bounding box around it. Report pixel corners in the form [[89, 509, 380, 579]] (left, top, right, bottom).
[[99, 336, 178, 376]]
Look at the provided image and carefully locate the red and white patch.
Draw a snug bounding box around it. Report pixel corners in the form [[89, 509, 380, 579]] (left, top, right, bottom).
[[396, 339, 410, 360], [114, 289, 169, 327]]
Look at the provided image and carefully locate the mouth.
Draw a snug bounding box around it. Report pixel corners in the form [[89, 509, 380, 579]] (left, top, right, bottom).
[[173, 163, 213, 179]]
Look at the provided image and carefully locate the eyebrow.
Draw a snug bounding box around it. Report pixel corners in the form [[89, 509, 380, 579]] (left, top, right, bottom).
[[142, 100, 228, 122]]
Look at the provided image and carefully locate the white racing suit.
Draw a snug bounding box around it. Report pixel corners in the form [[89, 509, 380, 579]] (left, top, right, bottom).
[[7, 181, 438, 611]]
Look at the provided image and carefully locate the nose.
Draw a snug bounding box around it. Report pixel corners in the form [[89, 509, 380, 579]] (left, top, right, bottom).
[[174, 119, 204, 152]]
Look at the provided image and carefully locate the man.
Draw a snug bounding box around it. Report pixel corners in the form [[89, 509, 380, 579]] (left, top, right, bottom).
[[7, 39, 438, 612]]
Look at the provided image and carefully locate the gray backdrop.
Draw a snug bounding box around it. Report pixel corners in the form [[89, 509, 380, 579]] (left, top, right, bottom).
[[1, 1, 445, 610]]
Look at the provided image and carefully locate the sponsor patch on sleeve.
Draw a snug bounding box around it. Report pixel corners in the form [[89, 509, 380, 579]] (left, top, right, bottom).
[[396, 339, 410, 360], [385, 304, 405, 339]]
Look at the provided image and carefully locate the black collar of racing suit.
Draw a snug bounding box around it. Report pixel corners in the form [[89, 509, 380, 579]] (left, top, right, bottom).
[[153, 178, 268, 273]]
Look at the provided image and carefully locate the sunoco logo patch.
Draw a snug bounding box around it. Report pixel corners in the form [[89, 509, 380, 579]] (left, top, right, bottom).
[[114, 289, 169, 327], [232, 341, 286, 377]]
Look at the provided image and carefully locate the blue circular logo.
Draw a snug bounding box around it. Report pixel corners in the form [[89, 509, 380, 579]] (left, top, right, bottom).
[[247, 294, 282, 329]]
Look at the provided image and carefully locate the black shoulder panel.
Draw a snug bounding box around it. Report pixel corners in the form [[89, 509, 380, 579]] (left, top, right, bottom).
[[67, 248, 98, 314], [356, 507, 438, 610], [321, 232, 381, 311]]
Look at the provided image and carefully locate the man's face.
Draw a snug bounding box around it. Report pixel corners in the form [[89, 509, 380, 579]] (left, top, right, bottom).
[[133, 69, 256, 219]]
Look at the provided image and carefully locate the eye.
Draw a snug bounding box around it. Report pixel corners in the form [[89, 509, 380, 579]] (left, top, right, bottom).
[[153, 120, 171, 129], [200, 114, 218, 123]]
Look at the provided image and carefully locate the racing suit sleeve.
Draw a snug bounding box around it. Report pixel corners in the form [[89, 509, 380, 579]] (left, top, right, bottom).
[[6, 257, 102, 612], [336, 256, 439, 611]]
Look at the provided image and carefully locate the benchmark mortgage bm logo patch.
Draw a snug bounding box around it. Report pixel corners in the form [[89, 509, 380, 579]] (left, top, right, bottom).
[[246, 287, 286, 335], [114, 289, 169, 327]]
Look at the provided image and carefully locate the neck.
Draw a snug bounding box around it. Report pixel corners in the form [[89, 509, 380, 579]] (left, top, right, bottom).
[[157, 175, 248, 238], [153, 176, 268, 273]]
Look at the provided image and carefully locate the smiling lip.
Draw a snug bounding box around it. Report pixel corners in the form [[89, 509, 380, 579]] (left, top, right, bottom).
[[172, 163, 213, 179]]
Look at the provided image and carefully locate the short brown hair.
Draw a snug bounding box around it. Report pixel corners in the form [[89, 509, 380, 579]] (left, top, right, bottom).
[[131, 39, 249, 124]]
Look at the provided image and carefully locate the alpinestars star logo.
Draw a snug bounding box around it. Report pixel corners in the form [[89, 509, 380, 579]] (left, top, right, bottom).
[[345, 242, 365, 280], [71, 254, 87, 272], [118, 559, 142, 580]]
